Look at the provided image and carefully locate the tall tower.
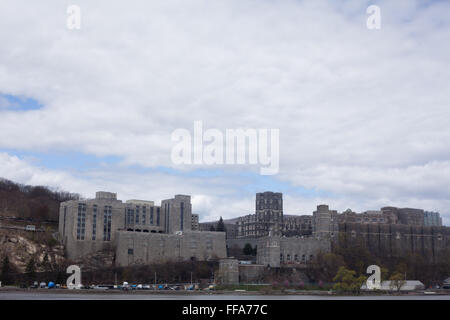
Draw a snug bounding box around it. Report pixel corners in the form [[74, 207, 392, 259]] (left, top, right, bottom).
[[255, 192, 283, 237], [312, 204, 338, 239], [161, 195, 192, 233]]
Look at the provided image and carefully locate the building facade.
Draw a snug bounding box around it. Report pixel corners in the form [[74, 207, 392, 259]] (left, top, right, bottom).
[[59, 192, 226, 264], [59, 190, 448, 268], [424, 211, 443, 226], [237, 191, 283, 238], [115, 230, 226, 266]]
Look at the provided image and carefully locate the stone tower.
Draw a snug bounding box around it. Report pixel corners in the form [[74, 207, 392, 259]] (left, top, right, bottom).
[[255, 192, 283, 237], [257, 236, 281, 267], [312, 204, 338, 239]]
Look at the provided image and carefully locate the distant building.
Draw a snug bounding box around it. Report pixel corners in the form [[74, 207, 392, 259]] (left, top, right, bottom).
[[199, 218, 239, 239], [361, 280, 425, 291], [237, 192, 283, 238], [424, 211, 442, 226], [282, 215, 312, 236], [381, 207, 425, 226], [191, 214, 199, 231]]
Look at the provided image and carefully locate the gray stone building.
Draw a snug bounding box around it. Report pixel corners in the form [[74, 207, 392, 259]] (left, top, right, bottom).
[[59, 189, 449, 271], [115, 230, 226, 266], [256, 235, 331, 268], [312, 204, 338, 239], [237, 191, 283, 238], [191, 214, 199, 231], [283, 215, 312, 236], [59, 191, 226, 264], [217, 258, 239, 285], [424, 211, 443, 226], [59, 191, 125, 260]]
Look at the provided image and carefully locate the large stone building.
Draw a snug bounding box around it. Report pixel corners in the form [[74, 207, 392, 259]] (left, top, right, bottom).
[[59, 192, 226, 264], [229, 193, 448, 268], [237, 192, 283, 238], [59, 190, 448, 271]]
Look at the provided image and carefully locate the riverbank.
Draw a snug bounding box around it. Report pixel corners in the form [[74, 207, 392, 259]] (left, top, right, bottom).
[[1, 286, 449, 297]]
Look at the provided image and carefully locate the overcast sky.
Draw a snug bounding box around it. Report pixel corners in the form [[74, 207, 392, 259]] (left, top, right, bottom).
[[0, 0, 449, 224]]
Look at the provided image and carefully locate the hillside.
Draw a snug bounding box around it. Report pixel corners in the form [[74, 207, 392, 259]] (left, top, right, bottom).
[[0, 178, 79, 222]]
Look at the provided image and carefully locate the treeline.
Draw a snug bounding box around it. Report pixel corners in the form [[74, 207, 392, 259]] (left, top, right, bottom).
[[0, 178, 79, 222], [306, 239, 450, 287]]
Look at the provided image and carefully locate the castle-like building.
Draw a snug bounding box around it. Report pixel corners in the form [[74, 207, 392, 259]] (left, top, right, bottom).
[[59, 191, 448, 269]]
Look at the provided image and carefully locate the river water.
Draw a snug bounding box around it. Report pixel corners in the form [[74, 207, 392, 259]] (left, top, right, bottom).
[[1, 291, 449, 300]]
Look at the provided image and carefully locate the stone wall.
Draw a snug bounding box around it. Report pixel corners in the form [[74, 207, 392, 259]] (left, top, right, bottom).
[[256, 236, 330, 268], [115, 230, 227, 266], [217, 258, 239, 285], [337, 223, 450, 261], [238, 264, 266, 283]]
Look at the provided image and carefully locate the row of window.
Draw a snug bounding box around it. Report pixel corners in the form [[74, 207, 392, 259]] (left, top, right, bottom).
[[280, 253, 313, 262], [76, 204, 111, 242], [76, 204, 86, 240], [103, 206, 112, 241], [126, 207, 161, 226]]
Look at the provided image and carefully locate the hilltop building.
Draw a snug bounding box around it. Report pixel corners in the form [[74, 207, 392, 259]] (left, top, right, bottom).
[[58, 192, 226, 265], [58, 190, 448, 270]]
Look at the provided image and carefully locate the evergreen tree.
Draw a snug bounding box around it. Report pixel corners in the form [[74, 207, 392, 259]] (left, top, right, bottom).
[[243, 243, 254, 255], [216, 217, 226, 232], [42, 253, 52, 272], [209, 225, 216, 232], [25, 257, 36, 281], [0, 256, 12, 285]]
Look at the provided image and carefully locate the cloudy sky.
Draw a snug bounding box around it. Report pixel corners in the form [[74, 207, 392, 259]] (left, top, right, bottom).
[[0, 0, 449, 224]]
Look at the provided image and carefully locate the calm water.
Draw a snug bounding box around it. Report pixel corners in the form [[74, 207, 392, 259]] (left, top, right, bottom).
[[1, 291, 449, 300]]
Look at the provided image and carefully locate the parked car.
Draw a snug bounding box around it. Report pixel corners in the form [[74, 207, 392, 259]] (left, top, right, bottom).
[[443, 278, 450, 289], [39, 282, 46, 288]]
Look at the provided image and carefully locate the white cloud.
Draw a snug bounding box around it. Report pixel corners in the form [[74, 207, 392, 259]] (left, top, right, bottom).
[[0, 0, 449, 224]]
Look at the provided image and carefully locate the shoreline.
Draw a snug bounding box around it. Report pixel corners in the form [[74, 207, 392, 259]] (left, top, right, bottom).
[[1, 287, 449, 296]]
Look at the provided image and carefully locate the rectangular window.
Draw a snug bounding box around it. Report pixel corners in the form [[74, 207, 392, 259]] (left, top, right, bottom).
[[92, 205, 97, 240], [142, 206, 146, 224], [76, 203, 86, 240], [63, 206, 67, 236], [135, 206, 140, 224], [180, 202, 184, 231], [150, 207, 154, 225], [157, 207, 160, 226], [167, 204, 170, 232], [103, 206, 112, 241], [127, 209, 135, 225]]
